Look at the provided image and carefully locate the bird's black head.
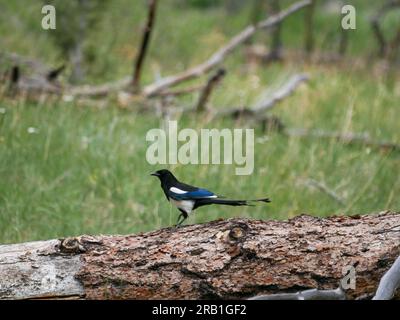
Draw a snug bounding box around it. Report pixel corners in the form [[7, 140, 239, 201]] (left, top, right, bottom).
[[150, 169, 178, 184]]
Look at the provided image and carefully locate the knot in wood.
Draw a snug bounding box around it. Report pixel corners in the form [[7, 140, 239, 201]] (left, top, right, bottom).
[[59, 237, 86, 254], [228, 225, 248, 241]]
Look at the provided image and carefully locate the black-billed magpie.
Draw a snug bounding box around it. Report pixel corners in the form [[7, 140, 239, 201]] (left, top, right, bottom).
[[151, 169, 270, 226]]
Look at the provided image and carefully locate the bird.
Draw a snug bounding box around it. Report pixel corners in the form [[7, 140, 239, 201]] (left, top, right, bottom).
[[151, 169, 270, 226]]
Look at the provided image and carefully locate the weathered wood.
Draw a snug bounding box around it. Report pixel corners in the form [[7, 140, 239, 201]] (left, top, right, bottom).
[[195, 68, 226, 112], [1, 1, 310, 100], [0, 240, 83, 299], [0, 211, 399, 300], [285, 128, 400, 152], [217, 73, 309, 118], [248, 286, 346, 300], [373, 254, 400, 300]]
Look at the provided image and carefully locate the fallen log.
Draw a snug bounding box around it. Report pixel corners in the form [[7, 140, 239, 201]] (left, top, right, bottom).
[[0, 211, 399, 300]]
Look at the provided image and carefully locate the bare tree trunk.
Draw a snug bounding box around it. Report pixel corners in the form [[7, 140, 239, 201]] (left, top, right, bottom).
[[69, 43, 84, 84], [338, 26, 348, 57], [0, 211, 399, 300], [132, 0, 158, 92], [264, 0, 282, 62], [304, 0, 316, 53], [69, 0, 88, 84], [387, 26, 400, 62], [195, 68, 226, 112], [370, 0, 400, 58], [245, 0, 265, 46]]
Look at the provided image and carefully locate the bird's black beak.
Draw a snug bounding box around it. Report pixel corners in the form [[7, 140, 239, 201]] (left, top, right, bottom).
[[150, 172, 159, 177]]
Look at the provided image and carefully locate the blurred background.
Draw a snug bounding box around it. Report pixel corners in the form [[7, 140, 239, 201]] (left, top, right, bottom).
[[0, 0, 399, 244]]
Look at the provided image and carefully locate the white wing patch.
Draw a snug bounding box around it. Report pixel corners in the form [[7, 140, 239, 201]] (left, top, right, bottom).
[[170, 187, 188, 194], [170, 199, 194, 214]]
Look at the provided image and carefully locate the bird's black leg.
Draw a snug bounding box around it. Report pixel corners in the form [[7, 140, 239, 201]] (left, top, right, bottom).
[[175, 210, 188, 227], [176, 213, 183, 225]]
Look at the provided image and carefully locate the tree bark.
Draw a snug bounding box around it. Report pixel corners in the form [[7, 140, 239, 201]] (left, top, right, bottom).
[[0, 211, 399, 300]]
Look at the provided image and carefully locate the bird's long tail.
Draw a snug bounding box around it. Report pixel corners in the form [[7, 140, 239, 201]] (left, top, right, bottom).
[[194, 197, 270, 209]]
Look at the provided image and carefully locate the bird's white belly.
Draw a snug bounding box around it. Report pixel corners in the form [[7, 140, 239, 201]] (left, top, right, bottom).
[[170, 199, 194, 214]]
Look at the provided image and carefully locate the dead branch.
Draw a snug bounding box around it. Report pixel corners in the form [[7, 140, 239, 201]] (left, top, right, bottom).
[[251, 74, 309, 113], [142, 0, 311, 97], [2, 67, 62, 97], [4, 1, 309, 99], [248, 286, 346, 300], [172, 73, 307, 128], [46, 65, 65, 82], [370, 0, 400, 58], [67, 76, 130, 97], [304, 0, 316, 53], [10, 66, 20, 85], [373, 255, 400, 300], [1, 52, 65, 89], [0, 52, 49, 75], [387, 26, 400, 61], [157, 84, 204, 97], [132, 0, 158, 91], [285, 128, 400, 152], [195, 68, 226, 112], [338, 25, 349, 57], [263, 0, 283, 63], [218, 73, 309, 118], [0, 211, 399, 300], [299, 178, 346, 206]]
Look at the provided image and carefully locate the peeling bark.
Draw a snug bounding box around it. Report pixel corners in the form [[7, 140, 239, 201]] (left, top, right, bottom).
[[0, 211, 399, 300]]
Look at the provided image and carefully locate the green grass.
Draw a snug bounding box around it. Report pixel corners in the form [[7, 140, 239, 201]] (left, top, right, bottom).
[[0, 1, 399, 244]]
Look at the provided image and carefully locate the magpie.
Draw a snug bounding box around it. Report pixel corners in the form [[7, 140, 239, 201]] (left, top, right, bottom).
[[151, 169, 270, 226]]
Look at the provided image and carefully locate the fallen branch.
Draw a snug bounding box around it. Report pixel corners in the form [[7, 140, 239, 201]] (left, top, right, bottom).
[[263, 0, 283, 63], [0, 211, 399, 300], [0, 53, 65, 96], [373, 255, 400, 300], [248, 287, 346, 300], [251, 74, 309, 113], [0, 52, 49, 75], [299, 178, 346, 206], [304, 0, 316, 53], [387, 26, 400, 61], [67, 76, 130, 97], [157, 84, 204, 97], [195, 68, 226, 112], [142, 0, 311, 97], [131, 0, 158, 91], [218, 73, 309, 118], [285, 128, 400, 152], [370, 0, 400, 58]]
